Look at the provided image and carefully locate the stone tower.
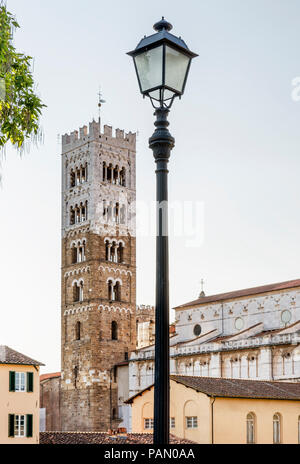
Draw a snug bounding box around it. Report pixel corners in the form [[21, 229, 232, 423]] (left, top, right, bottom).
[[60, 119, 137, 432]]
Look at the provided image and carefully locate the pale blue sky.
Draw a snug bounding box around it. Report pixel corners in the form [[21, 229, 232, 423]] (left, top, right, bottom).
[[1, 0, 300, 372]]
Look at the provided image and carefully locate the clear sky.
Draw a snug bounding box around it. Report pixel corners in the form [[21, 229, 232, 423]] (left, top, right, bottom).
[[1, 0, 300, 373]]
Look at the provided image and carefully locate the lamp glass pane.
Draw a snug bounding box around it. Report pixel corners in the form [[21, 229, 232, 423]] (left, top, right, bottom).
[[163, 89, 176, 101], [134, 46, 163, 93], [149, 89, 161, 101], [165, 45, 190, 93]]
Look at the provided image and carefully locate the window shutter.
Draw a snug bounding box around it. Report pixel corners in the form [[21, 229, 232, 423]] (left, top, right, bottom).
[[9, 371, 15, 392], [26, 415, 33, 438], [27, 372, 34, 392], [8, 414, 15, 437]]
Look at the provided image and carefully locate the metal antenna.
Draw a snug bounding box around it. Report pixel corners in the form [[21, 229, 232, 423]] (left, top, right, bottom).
[[98, 88, 106, 118]]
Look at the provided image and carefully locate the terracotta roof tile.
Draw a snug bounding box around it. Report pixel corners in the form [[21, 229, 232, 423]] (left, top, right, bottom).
[[0, 346, 44, 366], [171, 376, 300, 400], [174, 278, 300, 309], [40, 432, 195, 444], [40, 372, 61, 382], [126, 376, 300, 403]]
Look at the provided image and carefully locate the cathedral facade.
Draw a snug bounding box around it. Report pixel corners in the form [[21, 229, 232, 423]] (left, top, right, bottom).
[[129, 280, 300, 399], [60, 119, 154, 432]]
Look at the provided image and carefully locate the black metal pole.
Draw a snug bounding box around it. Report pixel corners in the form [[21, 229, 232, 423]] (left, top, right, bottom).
[[149, 106, 175, 445]]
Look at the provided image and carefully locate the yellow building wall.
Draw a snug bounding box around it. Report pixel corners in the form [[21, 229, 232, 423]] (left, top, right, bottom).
[[130, 382, 212, 444], [214, 397, 300, 444], [130, 380, 300, 444], [0, 364, 40, 445]]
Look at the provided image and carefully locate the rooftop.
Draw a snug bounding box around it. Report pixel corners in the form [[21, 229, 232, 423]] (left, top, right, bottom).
[[40, 372, 61, 382], [174, 278, 300, 310], [126, 376, 300, 403], [40, 432, 195, 445], [0, 346, 44, 367]]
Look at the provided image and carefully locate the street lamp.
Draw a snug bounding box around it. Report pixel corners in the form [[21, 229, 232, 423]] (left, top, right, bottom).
[[127, 17, 197, 444]]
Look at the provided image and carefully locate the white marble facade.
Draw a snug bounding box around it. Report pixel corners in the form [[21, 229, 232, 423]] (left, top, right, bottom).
[[129, 281, 300, 397]]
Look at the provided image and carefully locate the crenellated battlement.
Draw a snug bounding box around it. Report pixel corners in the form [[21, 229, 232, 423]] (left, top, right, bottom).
[[136, 305, 155, 312], [62, 118, 136, 152]]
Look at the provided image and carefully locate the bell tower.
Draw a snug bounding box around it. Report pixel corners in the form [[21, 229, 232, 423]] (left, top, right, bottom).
[[60, 118, 137, 431]]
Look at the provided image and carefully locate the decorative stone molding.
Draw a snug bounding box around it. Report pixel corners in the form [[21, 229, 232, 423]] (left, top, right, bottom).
[[65, 267, 90, 278], [64, 305, 93, 316], [99, 265, 132, 277], [97, 304, 133, 314]]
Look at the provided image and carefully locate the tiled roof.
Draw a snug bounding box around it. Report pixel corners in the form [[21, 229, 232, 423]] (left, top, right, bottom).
[[0, 346, 44, 366], [212, 324, 262, 343], [40, 372, 61, 382], [171, 376, 300, 400], [174, 278, 300, 309], [126, 377, 300, 403], [40, 432, 195, 445]]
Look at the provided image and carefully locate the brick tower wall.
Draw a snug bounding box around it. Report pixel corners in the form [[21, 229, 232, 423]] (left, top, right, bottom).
[[60, 119, 137, 432]]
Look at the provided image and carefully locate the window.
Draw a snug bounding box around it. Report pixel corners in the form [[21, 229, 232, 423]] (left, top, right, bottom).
[[194, 324, 201, 337], [15, 415, 26, 437], [144, 418, 154, 430], [15, 373, 26, 392], [8, 414, 32, 438], [73, 281, 84, 303], [9, 372, 33, 393], [247, 413, 255, 444], [76, 321, 81, 341], [273, 413, 281, 444], [186, 416, 198, 429], [112, 321, 118, 340], [114, 282, 121, 302], [170, 417, 175, 429]]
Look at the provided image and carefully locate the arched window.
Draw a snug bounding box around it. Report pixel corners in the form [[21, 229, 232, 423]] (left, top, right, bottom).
[[112, 408, 117, 420], [76, 169, 81, 186], [71, 245, 77, 264], [76, 321, 81, 341], [70, 207, 75, 226], [120, 205, 126, 225], [105, 240, 110, 261], [114, 282, 121, 302], [81, 165, 87, 183], [117, 243, 124, 263], [273, 413, 281, 444], [112, 321, 118, 340], [108, 280, 114, 301], [246, 413, 255, 444], [78, 241, 86, 262], [70, 170, 76, 188], [81, 203, 86, 222], [107, 164, 113, 183], [120, 168, 126, 187], [74, 281, 84, 303], [111, 242, 117, 263], [113, 166, 119, 185], [115, 203, 120, 224]]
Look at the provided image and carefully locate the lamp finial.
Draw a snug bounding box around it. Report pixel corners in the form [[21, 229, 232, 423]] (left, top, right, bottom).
[[153, 18, 173, 32]]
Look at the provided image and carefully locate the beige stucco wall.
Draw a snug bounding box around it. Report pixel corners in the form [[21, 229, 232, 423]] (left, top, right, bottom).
[[130, 381, 211, 444], [0, 364, 40, 444], [214, 397, 300, 444], [130, 380, 300, 444]]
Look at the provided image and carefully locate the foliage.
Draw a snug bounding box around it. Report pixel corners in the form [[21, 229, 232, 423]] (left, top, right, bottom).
[[0, 3, 45, 151]]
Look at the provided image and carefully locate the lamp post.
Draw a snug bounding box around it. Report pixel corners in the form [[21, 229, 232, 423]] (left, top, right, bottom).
[[127, 18, 197, 444]]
